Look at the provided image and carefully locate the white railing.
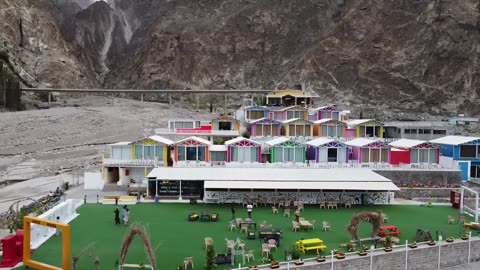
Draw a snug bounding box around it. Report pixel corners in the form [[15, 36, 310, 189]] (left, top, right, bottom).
[[104, 159, 157, 167]]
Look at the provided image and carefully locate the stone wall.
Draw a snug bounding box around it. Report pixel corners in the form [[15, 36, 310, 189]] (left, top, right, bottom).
[[396, 188, 459, 200], [374, 170, 462, 187], [257, 237, 480, 270]]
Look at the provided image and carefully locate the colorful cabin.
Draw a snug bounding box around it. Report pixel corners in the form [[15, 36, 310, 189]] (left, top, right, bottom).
[[225, 137, 262, 163], [281, 119, 314, 137], [345, 138, 389, 163], [347, 119, 384, 138], [388, 139, 439, 165], [244, 106, 268, 121], [172, 136, 211, 164], [306, 138, 348, 163], [308, 105, 339, 121], [249, 118, 282, 138], [430, 136, 480, 181], [265, 137, 306, 163], [312, 119, 347, 138], [212, 116, 240, 131], [265, 89, 315, 107], [267, 105, 309, 121], [103, 135, 173, 185]]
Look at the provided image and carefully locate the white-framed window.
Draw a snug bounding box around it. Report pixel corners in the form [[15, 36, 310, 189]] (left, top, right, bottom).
[[178, 146, 206, 161], [231, 147, 258, 162], [410, 148, 437, 163]]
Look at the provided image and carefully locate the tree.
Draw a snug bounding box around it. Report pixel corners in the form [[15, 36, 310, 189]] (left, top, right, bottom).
[[205, 242, 216, 270], [206, 94, 219, 113]]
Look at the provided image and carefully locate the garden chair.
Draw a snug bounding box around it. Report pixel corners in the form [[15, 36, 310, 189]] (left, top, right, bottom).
[[238, 240, 246, 251], [226, 239, 235, 252], [319, 202, 326, 209], [297, 204, 304, 211], [381, 214, 389, 223], [235, 218, 243, 228], [459, 215, 465, 224], [278, 201, 284, 207], [204, 237, 214, 249], [299, 217, 305, 222], [183, 257, 194, 269], [268, 239, 277, 251], [284, 208, 290, 217], [308, 220, 316, 231], [344, 201, 352, 208], [272, 206, 278, 214], [261, 243, 271, 257], [259, 220, 268, 229], [240, 223, 249, 233], [292, 221, 300, 232], [448, 215, 455, 224], [322, 221, 331, 231], [228, 221, 237, 231], [245, 250, 255, 262]]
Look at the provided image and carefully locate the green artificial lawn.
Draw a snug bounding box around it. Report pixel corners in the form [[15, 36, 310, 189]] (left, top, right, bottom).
[[16, 203, 471, 270]]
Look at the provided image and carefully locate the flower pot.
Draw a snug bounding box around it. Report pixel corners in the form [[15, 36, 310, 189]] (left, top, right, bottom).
[[408, 244, 418, 249], [358, 251, 368, 256], [270, 263, 280, 269], [384, 247, 393, 252], [316, 256, 326, 262], [461, 236, 469, 240], [446, 238, 454, 243], [427, 241, 436, 246], [335, 253, 346, 259], [294, 260, 304, 265], [248, 266, 258, 270]]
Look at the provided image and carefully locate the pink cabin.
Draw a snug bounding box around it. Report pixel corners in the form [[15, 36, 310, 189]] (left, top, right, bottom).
[[249, 118, 282, 138], [345, 138, 389, 163], [389, 139, 439, 165], [307, 105, 339, 121], [225, 137, 262, 163], [172, 136, 211, 164], [267, 105, 309, 121]]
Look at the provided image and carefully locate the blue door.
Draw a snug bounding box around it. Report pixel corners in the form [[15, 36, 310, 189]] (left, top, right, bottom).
[[458, 161, 469, 181]]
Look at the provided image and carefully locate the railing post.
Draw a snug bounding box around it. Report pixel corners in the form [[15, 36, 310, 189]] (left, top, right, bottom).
[[169, 93, 172, 104]]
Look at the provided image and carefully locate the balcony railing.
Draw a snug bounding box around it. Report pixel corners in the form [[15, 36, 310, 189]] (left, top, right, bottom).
[[103, 159, 158, 167]]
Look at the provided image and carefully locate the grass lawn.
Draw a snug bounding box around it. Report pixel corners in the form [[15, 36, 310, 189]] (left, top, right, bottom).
[[17, 203, 470, 270]]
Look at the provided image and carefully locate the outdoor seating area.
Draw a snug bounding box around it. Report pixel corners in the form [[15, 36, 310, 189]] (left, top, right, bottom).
[[25, 203, 472, 270]]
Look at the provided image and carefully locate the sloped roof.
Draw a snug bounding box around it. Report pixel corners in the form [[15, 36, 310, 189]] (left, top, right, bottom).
[[173, 136, 211, 145], [265, 137, 304, 146], [430, 135, 480, 145], [347, 119, 383, 127], [209, 145, 228, 151], [344, 138, 383, 147], [225, 137, 261, 146], [389, 139, 428, 149], [108, 142, 131, 146], [130, 135, 174, 145], [313, 118, 346, 125], [306, 137, 336, 147], [281, 118, 313, 124], [248, 118, 282, 125]]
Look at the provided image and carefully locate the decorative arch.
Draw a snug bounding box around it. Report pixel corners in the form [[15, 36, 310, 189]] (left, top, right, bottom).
[[0, 197, 43, 230], [119, 224, 157, 270], [347, 211, 384, 242]]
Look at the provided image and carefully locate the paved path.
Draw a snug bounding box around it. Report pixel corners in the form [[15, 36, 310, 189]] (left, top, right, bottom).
[[444, 261, 480, 270]]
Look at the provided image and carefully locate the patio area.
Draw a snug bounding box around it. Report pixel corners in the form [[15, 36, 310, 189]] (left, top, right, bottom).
[[16, 203, 471, 270]]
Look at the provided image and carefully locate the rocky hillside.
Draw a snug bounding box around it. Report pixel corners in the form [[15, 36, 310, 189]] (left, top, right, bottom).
[[1, 0, 479, 119]]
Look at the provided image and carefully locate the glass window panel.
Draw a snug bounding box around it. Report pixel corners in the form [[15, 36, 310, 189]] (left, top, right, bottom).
[[271, 124, 279, 136], [275, 147, 283, 162], [135, 145, 143, 159], [186, 146, 197, 161], [289, 125, 295, 136], [121, 147, 131, 160], [380, 149, 388, 163], [264, 125, 272, 136], [178, 146, 185, 161], [198, 146, 205, 161], [322, 126, 328, 137], [332, 112, 339, 120], [460, 145, 476, 158], [296, 125, 303, 136], [305, 125, 311, 136], [361, 148, 369, 163], [429, 149, 437, 163], [370, 149, 380, 162], [336, 126, 343, 137], [251, 147, 258, 162], [232, 147, 238, 161], [318, 148, 327, 162], [295, 147, 303, 162], [112, 147, 121, 159], [411, 149, 419, 163], [337, 148, 347, 163], [144, 146, 154, 159], [155, 146, 163, 160], [287, 111, 294, 119]]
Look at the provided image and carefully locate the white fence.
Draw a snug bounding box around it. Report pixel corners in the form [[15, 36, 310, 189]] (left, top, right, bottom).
[[30, 199, 82, 249]]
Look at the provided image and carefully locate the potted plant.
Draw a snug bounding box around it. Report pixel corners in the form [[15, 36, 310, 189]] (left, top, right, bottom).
[[461, 234, 469, 240], [316, 251, 326, 262], [248, 265, 258, 270], [384, 236, 393, 252], [446, 237, 454, 243], [294, 258, 304, 265], [358, 245, 368, 256], [269, 253, 279, 269], [205, 242, 216, 270], [335, 251, 346, 259], [427, 239, 436, 246], [408, 241, 418, 248], [346, 240, 355, 252]]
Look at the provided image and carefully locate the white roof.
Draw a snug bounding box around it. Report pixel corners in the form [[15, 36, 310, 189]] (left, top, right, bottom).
[[309, 105, 336, 112], [225, 137, 261, 146], [281, 118, 312, 124], [430, 135, 480, 145], [209, 145, 228, 151], [389, 139, 427, 149], [265, 137, 290, 146], [347, 119, 377, 126], [306, 137, 336, 147], [148, 135, 174, 145], [108, 142, 131, 146], [204, 180, 397, 191], [391, 147, 407, 152], [174, 136, 212, 145], [248, 118, 282, 124], [147, 167, 399, 191], [344, 138, 381, 147]]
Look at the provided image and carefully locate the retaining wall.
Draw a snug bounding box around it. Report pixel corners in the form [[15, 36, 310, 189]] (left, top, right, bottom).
[[374, 170, 462, 187]]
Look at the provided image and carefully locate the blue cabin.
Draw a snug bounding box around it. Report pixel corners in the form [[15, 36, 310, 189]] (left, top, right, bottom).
[[430, 136, 480, 181]]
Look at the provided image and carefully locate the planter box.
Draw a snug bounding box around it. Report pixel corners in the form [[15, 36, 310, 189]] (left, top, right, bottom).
[[270, 263, 280, 269], [316, 257, 326, 262], [358, 251, 368, 256], [408, 244, 418, 249], [427, 241, 436, 246], [294, 261, 304, 265], [336, 253, 346, 259], [384, 247, 393, 252], [446, 238, 454, 243], [461, 236, 469, 240], [248, 266, 258, 270]]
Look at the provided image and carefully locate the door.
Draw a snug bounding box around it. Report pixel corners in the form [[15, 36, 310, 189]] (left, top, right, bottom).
[[457, 161, 470, 182]]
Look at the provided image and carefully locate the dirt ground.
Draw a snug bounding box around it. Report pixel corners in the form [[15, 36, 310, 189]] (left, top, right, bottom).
[[0, 95, 217, 185]]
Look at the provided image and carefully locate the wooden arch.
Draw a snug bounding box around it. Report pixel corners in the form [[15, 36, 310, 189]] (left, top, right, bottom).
[[347, 211, 384, 242], [119, 224, 157, 270]]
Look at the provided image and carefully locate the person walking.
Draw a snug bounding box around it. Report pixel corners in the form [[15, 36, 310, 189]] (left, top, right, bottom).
[[231, 205, 236, 220], [121, 205, 126, 223], [124, 208, 129, 225], [114, 207, 120, 225], [246, 203, 253, 219], [294, 208, 301, 222]]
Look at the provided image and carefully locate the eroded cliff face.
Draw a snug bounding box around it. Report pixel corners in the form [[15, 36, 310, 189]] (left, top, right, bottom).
[[1, 0, 479, 118]]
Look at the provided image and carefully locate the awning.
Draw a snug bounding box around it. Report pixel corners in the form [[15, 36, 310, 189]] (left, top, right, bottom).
[[204, 181, 398, 191]]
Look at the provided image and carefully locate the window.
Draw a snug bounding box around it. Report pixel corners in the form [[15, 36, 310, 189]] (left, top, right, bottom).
[[210, 151, 227, 161], [135, 145, 143, 159], [287, 110, 303, 120], [404, 129, 411, 134], [327, 148, 337, 162], [178, 146, 185, 160], [471, 165, 480, 179], [410, 129, 418, 134], [144, 146, 155, 159], [411, 149, 437, 163], [460, 145, 477, 158], [231, 147, 258, 162], [155, 146, 163, 160], [433, 130, 447, 135]]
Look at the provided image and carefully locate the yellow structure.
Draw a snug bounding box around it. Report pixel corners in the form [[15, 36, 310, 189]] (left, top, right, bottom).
[[348, 119, 384, 138], [296, 238, 327, 254], [282, 119, 314, 137], [266, 90, 315, 107], [23, 216, 70, 270], [130, 137, 170, 167]]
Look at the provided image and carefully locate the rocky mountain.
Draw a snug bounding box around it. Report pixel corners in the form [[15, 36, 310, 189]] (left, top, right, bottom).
[[0, 0, 479, 119]]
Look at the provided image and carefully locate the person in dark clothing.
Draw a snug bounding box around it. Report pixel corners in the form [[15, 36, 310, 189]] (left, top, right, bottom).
[[114, 207, 120, 225], [231, 205, 236, 220]]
